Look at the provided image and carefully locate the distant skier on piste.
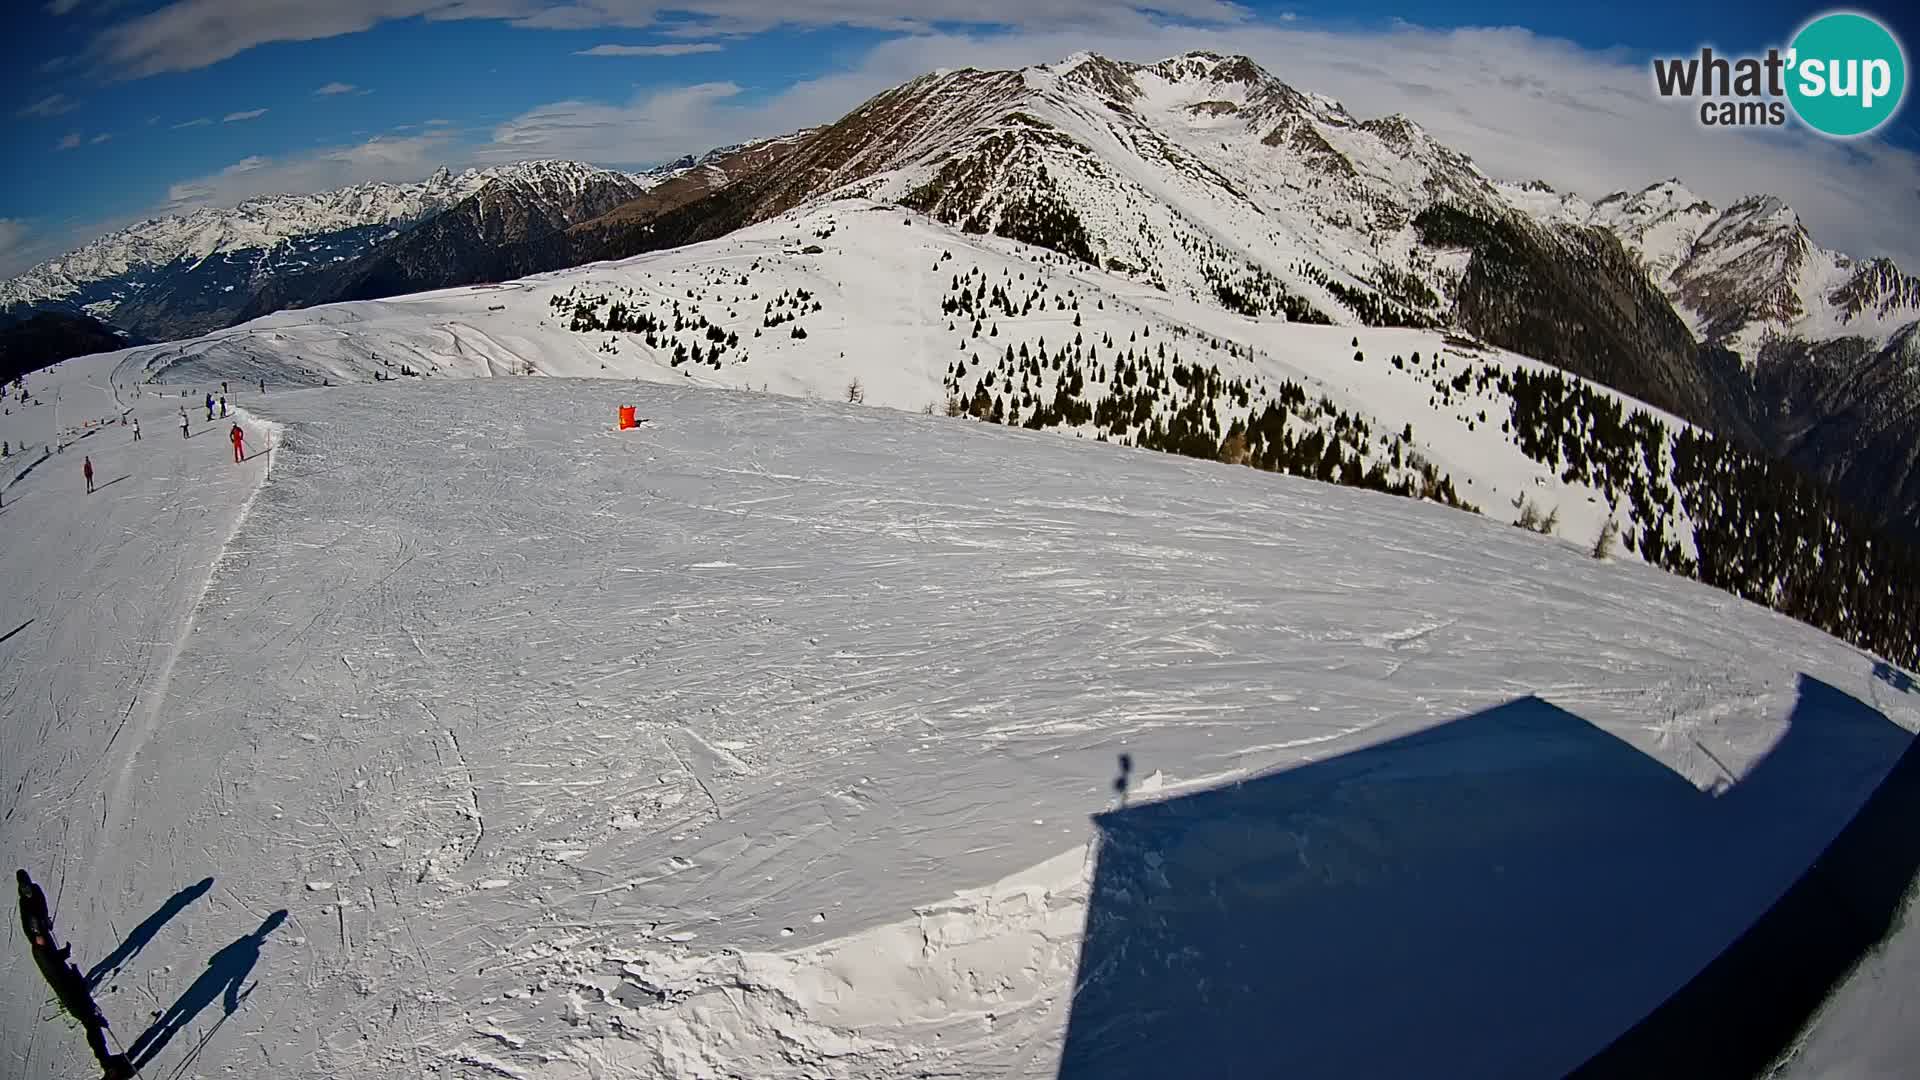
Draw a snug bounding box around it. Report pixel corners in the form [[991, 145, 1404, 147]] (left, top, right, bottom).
[[83, 455, 94, 494], [230, 423, 246, 463]]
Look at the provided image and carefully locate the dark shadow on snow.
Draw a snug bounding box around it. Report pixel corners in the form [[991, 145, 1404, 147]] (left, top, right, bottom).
[[87, 876, 214, 990], [1874, 660, 1916, 695], [1571, 684, 1920, 1079], [1057, 675, 1916, 1080], [95, 475, 128, 490], [127, 909, 286, 1069], [0, 618, 32, 648]]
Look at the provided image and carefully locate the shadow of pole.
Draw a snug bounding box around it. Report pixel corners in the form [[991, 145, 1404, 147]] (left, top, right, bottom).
[[128, 909, 288, 1069], [1056, 675, 1917, 1079]]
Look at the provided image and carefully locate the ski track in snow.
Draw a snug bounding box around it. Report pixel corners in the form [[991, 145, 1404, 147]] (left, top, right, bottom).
[[2, 355, 1917, 1079]]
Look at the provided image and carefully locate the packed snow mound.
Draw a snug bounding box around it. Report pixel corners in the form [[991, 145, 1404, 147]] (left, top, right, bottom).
[[2, 354, 1916, 1079]]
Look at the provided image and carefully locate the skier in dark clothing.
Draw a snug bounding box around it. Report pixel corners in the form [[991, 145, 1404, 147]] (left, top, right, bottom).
[[230, 423, 246, 463], [17, 870, 136, 1080], [259, 377, 266, 394], [219, 396, 227, 418], [83, 455, 94, 494]]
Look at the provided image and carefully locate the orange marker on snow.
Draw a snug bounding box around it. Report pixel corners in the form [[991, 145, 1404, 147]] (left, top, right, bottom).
[[618, 406, 638, 430]]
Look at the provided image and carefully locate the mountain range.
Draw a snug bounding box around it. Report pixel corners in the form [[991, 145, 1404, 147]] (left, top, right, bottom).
[[4, 50, 1917, 536]]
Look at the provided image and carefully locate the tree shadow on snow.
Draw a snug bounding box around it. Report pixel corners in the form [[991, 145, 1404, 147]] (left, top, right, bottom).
[[1873, 660, 1916, 695], [128, 909, 287, 1069], [1057, 675, 1920, 1080], [87, 876, 214, 990]]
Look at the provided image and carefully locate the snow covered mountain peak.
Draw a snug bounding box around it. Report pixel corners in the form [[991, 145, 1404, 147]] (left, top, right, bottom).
[[0, 159, 649, 326], [1502, 175, 1918, 359]]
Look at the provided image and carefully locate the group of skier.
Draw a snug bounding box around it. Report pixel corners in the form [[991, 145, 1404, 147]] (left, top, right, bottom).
[[76, 384, 256, 497]]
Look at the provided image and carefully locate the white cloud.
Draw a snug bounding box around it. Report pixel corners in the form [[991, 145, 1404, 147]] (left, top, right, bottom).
[[575, 42, 724, 56], [0, 219, 51, 279], [172, 116, 213, 128], [485, 23, 1918, 270], [90, 132, 113, 144], [481, 81, 748, 164], [424, 117, 452, 125], [18, 93, 81, 118], [46, 0, 83, 14], [160, 132, 458, 210], [315, 81, 357, 95], [56, 132, 82, 151], [86, 0, 1245, 77], [223, 107, 268, 122]]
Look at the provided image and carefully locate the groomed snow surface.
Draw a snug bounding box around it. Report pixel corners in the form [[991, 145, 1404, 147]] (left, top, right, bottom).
[[3, 348, 1918, 1080]]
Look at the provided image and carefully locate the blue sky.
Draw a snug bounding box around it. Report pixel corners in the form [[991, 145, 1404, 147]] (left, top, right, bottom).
[[3, 1, 1918, 276]]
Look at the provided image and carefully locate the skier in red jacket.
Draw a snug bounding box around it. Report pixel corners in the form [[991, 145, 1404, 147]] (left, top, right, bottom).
[[230, 423, 246, 463]]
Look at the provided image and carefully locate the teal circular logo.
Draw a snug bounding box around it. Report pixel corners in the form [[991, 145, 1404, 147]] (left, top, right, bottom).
[[1787, 12, 1907, 137]]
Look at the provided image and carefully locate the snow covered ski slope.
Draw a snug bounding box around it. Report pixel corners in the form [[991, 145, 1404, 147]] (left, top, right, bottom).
[[3, 350, 1917, 1078], [123, 201, 1702, 568]]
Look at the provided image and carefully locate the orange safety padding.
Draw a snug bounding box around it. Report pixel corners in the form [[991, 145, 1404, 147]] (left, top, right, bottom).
[[618, 405, 637, 430]]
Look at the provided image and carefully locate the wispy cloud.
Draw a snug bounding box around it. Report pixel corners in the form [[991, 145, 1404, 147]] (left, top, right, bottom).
[[0, 219, 27, 257], [161, 132, 458, 210], [56, 132, 83, 151], [0, 218, 43, 279], [171, 116, 213, 128], [315, 81, 357, 95], [18, 93, 81, 118], [90, 132, 113, 144], [45, 0, 84, 14], [482, 81, 746, 164], [223, 107, 268, 122], [575, 42, 724, 56], [87, 0, 1247, 77]]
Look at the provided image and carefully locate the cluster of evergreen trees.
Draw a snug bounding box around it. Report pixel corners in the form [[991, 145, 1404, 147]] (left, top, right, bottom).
[[932, 259, 1475, 513], [763, 287, 821, 329], [549, 282, 761, 371], [902, 137, 1099, 267], [1494, 365, 1919, 667], [1291, 261, 1435, 328], [1200, 257, 1330, 323]]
